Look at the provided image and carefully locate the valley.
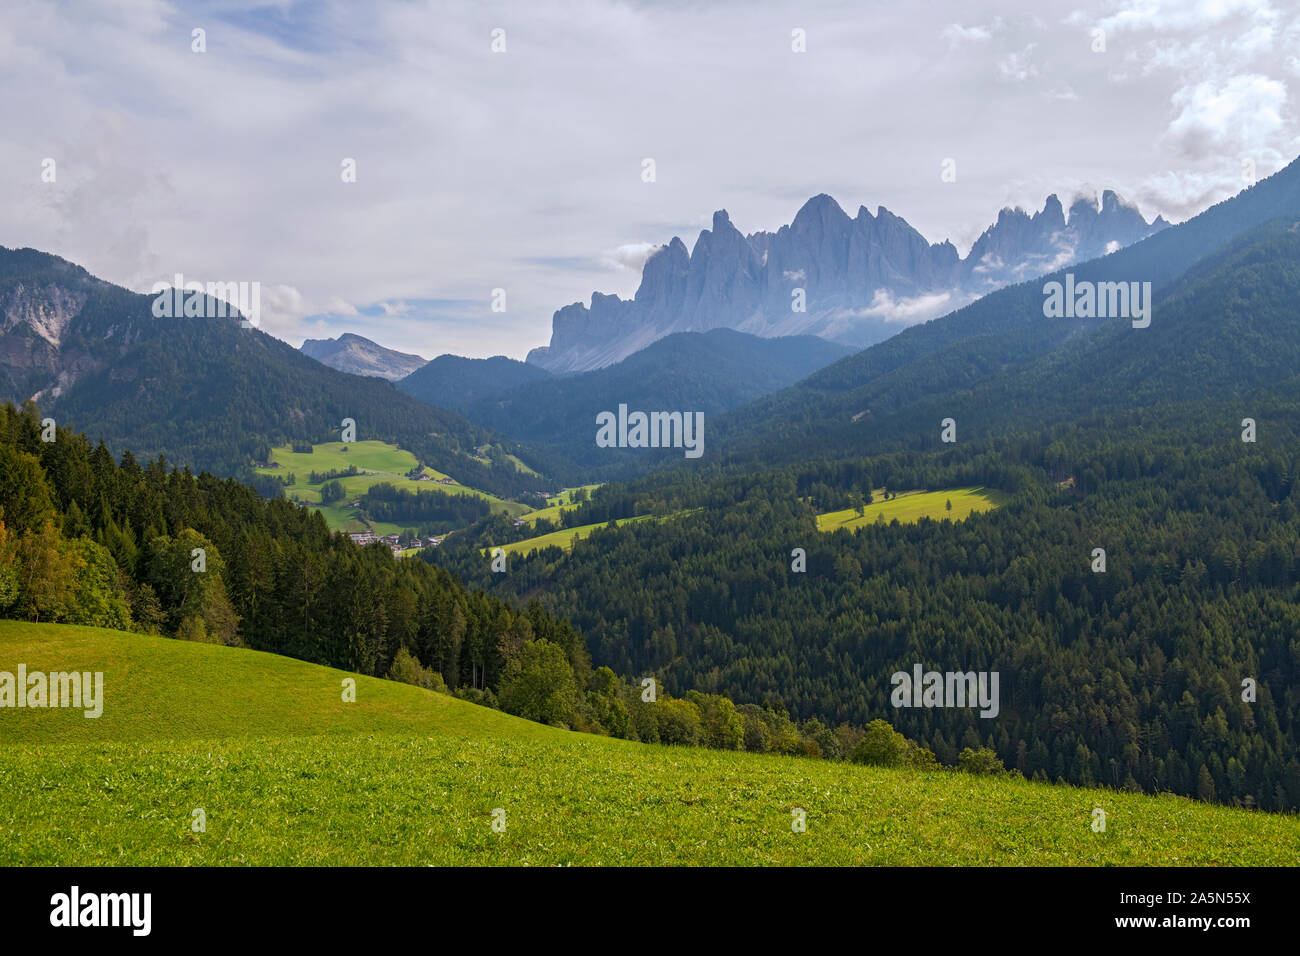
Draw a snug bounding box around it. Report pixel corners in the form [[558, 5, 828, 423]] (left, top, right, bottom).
[[253, 439, 530, 535], [4, 0, 1298, 910]]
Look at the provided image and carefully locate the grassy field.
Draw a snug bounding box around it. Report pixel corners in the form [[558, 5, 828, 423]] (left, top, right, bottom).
[[504, 454, 540, 477], [1, 621, 1296, 866], [493, 514, 655, 556], [253, 440, 529, 532], [816, 487, 1010, 532], [520, 484, 604, 526]]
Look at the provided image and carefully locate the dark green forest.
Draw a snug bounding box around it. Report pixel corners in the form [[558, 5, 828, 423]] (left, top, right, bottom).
[[358, 482, 491, 533], [447, 329, 851, 476], [433, 396, 1300, 812]]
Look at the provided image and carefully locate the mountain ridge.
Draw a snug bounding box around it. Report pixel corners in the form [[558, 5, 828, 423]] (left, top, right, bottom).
[[458, 328, 852, 474], [528, 189, 1168, 374]]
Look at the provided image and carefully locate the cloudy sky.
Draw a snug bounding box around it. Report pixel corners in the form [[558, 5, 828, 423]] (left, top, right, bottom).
[[2, 0, 1298, 359]]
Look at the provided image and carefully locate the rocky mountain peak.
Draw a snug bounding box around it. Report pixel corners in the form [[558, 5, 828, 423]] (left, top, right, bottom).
[[527, 187, 1169, 373]]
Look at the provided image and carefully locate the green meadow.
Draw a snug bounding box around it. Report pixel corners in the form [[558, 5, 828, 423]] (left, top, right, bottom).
[[493, 515, 656, 556], [253, 440, 529, 533], [816, 487, 1010, 532], [520, 484, 604, 526], [1, 621, 1296, 866]]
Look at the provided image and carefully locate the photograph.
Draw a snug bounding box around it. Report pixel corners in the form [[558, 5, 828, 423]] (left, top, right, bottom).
[[0, 0, 1296, 939]]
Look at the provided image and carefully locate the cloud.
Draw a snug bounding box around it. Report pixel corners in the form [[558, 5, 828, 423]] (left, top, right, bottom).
[[844, 288, 959, 324], [1165, 73, 1287, 158], [1096, 0, 1278, 34], [997, 43, 1039, 82], [941, 20, 1001, 44], [601, 242, 662, 272]]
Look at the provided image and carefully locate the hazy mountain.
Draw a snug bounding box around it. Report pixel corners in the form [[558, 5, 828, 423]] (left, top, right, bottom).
[[462, 328, 852, 471], [527, 190, 1168, 374], [397, 353, 552, 409], [300, 332, 427, 380]]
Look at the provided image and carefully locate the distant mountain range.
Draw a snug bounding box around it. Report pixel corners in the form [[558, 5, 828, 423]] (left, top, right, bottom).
[[300, 332, 427, 380], [527, 190, 1169, 374]]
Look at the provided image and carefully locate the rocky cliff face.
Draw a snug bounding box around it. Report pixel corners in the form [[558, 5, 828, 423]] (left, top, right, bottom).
[[0, 248, 145, 404], [528, 192, 1169, 373]]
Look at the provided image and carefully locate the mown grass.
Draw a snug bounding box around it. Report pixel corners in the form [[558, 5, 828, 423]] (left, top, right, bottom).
[[1, 622, 1296, 866], [817, 487, 1010, 532]]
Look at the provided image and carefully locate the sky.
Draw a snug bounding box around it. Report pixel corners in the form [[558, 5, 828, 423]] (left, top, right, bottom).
[[2, 0, 1298, 360]]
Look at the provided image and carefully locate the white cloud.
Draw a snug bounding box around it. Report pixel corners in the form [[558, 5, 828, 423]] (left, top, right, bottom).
[[942, 20, 1001, 44], [1097, 0, 1278, 34], [848, 288, 959, 324], [601, 242, 662, 272], [997, 43, 1039, 82], [1166, 73, 1287, 158]]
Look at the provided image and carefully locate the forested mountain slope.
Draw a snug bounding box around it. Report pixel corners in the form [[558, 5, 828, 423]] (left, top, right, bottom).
[[711, 158, 1300, 468], [0, 248, 551, 496], [455, 329, 851, 474]]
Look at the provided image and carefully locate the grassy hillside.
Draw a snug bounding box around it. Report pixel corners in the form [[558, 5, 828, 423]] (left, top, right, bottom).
[[253, 440, 529, 532], [1, 621, 1296, 866], [520, 484, 604, 525], [492, 514, 656, 556], [816, 487, 1009, 531]]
